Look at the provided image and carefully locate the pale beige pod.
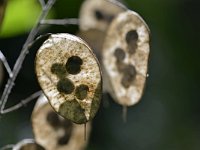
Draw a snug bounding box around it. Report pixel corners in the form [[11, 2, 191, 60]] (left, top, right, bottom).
[[79, 0, 126, 93], [13, 139, 45, 150], [79, 0, 126, 32], [35, 33, 102, 124], [102, 10, 150, 106], [32, 94, 91, 150]]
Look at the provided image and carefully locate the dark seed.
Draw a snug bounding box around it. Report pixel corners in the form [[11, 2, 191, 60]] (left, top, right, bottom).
[[126, 30, 138, 43], [57, 120, 73, 145], [58, 99, 87, 124], [46, 111, 60, 128], [114, 48, 125, 62], [124, 65, 136, 77], [94, 10, 114, 23], [51, 63, 66, 77], [121, 65, 136, 88], [75, 84, 89, 100], [57, 130, 72, 145], [57, 78, 75, 94], [125, 30, 138, 54], [66, 56, 83, 75], [95, 10, 104, 20]]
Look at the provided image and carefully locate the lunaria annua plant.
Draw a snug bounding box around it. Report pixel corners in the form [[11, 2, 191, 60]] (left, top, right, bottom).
[[0, 0, 150, 149]]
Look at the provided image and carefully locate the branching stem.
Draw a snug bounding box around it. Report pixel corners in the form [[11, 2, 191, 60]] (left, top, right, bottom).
[[0, 0, 56, 114], [0, 144, 14, 150], [40, 18, 79, 26]]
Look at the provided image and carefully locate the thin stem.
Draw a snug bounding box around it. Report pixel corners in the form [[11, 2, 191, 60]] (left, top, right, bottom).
[[0, 50, 13, 78], [1, 91, 42, 114], [0, 0, 56, 114], [122, 105, 127, 123], [38, 0, 45, 9], [84, 123, 87, 141], [40, 18, 79, 26], [0, 144, 14, 150]]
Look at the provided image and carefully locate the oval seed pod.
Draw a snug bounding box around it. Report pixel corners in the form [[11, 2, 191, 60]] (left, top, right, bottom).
[[32, 94, 91, 150], [102, 10, 150, 106], [79, 0, 126, 32], [13, 139, 45, 150], [79, 0, 126, 94], [35, 33, 102, 124]]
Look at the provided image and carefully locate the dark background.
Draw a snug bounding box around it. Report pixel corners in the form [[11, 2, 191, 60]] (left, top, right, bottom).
[[0, 0, 200, 150]]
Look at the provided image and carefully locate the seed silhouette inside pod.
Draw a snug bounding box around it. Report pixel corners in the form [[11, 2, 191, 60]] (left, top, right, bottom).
[[13, 139, 45, 150], [35, 33, 102, 124], [79, 0, 126, 32], [32, 95, 91, 150], [103, 11, 150, 106]]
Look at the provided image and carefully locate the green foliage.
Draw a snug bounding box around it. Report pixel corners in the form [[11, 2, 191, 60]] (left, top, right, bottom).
[[0, 0, 53, 37]]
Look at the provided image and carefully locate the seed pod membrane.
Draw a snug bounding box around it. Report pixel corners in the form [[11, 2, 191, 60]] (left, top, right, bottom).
[[103, 11, 150, 106], [13, 139, 45, 150], [79, 0, 126, 32], [35, 33, 102, 124], [32, 95, 91, 150]]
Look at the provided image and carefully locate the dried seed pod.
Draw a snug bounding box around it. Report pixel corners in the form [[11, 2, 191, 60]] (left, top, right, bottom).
[[79, 0, 126, 32], [102, 10, 150, 106], [35, 33, 102, 124], [79, 0, 126, 94], [32, 94, 91, 150], [13, 139, 45, 150]]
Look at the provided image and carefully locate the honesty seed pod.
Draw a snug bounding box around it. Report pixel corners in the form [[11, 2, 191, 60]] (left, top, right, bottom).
[[13, 139, 45, 150], [35, 33, 102, 124], [79, 0, 127, 94], [32, 94, 91, 150], [79, 0, 126, 32], [102, 10, 150, 107]]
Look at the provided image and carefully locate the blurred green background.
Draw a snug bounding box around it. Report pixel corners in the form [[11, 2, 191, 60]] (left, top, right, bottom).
[[0, 0, 200, 150]]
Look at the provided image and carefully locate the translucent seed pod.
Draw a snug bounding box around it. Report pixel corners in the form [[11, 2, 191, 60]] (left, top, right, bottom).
[[79, 0, 126, 32], [79, 0, 126, 94], [35, 33, 102, 124], [32, 94, 91, 150], [13, 139, 45, 150], [102, 10, 150, 107]]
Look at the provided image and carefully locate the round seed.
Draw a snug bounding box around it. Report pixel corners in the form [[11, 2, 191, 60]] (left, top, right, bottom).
[[66, 56, 83, 75], [57, 78, 75, 94], [75, 84, 89, 100], [114, 48, 125, 62]]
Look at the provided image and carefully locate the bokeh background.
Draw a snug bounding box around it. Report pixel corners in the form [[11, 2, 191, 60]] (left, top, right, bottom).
[[0, 0, 200, 150]]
